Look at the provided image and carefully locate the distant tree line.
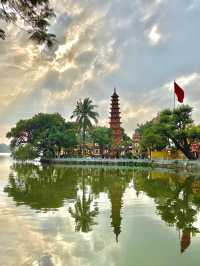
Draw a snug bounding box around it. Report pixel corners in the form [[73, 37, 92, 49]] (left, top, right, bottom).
[[0, 143, 10, 153], [7, 97, 132, 160]]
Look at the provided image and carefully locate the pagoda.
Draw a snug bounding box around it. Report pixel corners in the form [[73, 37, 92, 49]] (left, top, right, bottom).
[[109, 89, 122, 145]]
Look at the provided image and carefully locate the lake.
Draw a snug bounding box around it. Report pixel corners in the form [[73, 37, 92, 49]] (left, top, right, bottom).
[[1, 154, 200, 266]]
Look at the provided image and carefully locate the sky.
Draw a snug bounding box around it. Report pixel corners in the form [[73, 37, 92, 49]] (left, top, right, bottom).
[[0, 0, 200, 143]]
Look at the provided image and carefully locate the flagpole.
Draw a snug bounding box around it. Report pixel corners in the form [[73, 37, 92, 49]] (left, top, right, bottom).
[[174, 80, 176, 110]]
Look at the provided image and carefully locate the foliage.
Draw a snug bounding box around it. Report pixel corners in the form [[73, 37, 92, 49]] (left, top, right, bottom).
[[71, 98, 99, 153], [121, 128, 132, 146], [12, 143, 38, 160], [7, 113, 78, 160], [157, 105, 200, 160], [90, 126, 112, 156], [137, 120, 154, 136], [0, 0, 56, 46], [116, 128, 133, 158], [138, 105, 200, 160], [140, 124, 168, 153]]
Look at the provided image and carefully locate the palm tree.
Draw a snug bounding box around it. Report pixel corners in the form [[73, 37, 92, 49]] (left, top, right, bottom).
[[71, 98, 99, 155]]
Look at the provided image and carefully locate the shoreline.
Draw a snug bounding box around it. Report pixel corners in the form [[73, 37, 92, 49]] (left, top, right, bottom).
[[4, 152, 200, 171], [40, 157, 200, 170]]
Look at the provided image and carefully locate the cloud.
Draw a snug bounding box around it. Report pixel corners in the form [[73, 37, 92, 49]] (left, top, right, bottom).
[[0, 0, 200, 141], [148, 24, 162, 45], [187, 0, 200, 11]]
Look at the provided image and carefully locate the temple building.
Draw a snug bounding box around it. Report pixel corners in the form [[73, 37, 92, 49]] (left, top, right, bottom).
[[109, 89, 122, 146], [132, 129, 141, 156]]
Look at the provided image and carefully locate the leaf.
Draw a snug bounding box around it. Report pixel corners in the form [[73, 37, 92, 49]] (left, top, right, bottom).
[[0, 28, 6, 39]]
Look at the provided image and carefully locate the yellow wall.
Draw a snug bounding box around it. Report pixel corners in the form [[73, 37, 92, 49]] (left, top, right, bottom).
[[151, 150, 185, 160]]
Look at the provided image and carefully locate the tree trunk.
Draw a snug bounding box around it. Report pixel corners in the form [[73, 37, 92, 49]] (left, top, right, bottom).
[[100, 146, 104, 158], [182, 145, 197, 160], [82, 130, 86, 157], [170, 136, 197, 160]]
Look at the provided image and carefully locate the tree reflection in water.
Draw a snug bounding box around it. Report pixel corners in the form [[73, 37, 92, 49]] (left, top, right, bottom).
[[4, 163, 78, 210], [69, 173, 99, 233], [69, 194, 98, 233], [4, 163, 200, 251], [134, 170, 200, 253], [4, 164, 132, 241]]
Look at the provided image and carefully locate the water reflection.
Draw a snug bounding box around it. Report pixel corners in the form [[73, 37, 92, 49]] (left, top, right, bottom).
[[134, 170, 200, 253], [5, 164, 133, 242], [69, 174, 99, 233], [4, 164, 78, 210], [4, 163, 200, 252]]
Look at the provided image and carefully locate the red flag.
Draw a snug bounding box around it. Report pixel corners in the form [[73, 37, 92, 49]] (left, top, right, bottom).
[[174, 81, 184, 103]]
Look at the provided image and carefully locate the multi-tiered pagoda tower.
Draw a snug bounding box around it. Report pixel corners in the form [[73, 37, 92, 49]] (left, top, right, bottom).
[[109, 89, 122, 145]]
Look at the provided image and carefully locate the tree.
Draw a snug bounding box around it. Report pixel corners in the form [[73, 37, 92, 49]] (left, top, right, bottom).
[[137, 105, 200, 160], [7, 113, 78, 160], [121, 128, 132, 146], [157, 105, 200, 160], [139, 124, 168, 158], [119, 128, 133, 158], [90, 126, 112, 157], [0, 0, 56, 47], [71, 98, 99, 155], [12, 143, 38, 160]]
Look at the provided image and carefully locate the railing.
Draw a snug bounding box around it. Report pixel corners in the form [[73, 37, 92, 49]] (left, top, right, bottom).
[[41, 157, 153, 166], [41, 157, 200, 169]]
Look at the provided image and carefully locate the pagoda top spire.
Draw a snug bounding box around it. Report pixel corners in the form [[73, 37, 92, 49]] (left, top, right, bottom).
[[112, 88, 118, 97]]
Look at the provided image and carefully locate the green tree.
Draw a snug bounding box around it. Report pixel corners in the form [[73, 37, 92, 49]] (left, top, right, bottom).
[[90, 126, 112, 157], [140, 125, 168, 158], [0, 0, 56, 46], [7, 113, 78, 160], [121, 128, 132, 146], [137, 105, 200, 160], [12, 143, 38, 160], [71, 98, 99, 155], [120, 128, 133, 158], [157, 105, 200, 160]]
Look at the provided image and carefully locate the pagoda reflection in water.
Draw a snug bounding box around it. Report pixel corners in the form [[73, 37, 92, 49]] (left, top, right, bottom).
[[4, 164, 200, 251]]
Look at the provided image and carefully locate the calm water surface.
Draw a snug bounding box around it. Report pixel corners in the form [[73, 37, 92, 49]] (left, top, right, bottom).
[[1, 154, 200, 266]]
